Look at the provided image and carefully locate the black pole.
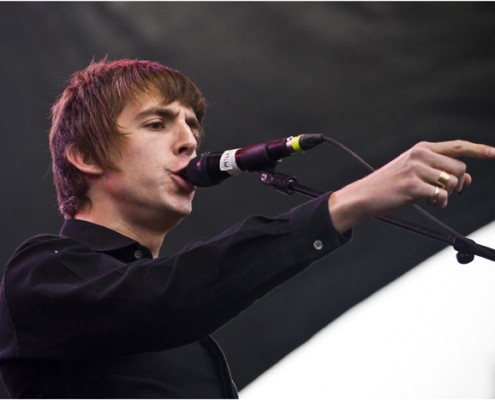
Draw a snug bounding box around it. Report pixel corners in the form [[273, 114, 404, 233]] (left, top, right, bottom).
[[259, 170, 495, 264]]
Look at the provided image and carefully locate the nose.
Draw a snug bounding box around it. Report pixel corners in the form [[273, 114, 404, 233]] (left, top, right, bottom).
[[174, 122, 198, 158]]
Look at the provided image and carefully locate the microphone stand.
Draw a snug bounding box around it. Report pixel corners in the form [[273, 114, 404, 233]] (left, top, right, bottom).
[[259, 169, 495, 264]]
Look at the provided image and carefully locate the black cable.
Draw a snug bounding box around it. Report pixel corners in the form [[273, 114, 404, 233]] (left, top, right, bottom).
[[320, 135, 466, 244]]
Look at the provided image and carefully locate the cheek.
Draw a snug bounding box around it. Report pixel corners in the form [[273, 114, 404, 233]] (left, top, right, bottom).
[[115, 136, 175, 189], [125, 141, 163, 170]]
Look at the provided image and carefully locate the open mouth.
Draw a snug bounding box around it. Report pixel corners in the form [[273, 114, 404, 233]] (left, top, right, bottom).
[[171, 169, 195, 193]]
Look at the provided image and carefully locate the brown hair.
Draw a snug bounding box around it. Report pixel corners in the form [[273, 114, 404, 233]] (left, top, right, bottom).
[[49, 58, 207, 218]]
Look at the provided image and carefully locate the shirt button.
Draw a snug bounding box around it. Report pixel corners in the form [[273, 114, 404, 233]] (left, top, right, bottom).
[[313, 240, 323, 251], [134, 250, 144, 259]]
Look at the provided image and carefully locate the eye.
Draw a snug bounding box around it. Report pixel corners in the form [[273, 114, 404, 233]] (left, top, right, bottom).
[[145, 121, 165, 130]]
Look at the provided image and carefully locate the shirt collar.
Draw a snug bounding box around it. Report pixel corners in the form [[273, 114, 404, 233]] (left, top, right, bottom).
[[60, 219, 140, 252]]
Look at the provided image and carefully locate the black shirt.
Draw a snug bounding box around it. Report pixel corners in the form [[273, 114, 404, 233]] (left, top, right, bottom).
[[0, 194, 350, 398]]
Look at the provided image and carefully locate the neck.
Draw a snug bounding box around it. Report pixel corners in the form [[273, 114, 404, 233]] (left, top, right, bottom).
[[74, 205, 182, 259]]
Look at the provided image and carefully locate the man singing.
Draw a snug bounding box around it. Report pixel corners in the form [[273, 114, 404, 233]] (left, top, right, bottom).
[[1, 59, 493, 398]]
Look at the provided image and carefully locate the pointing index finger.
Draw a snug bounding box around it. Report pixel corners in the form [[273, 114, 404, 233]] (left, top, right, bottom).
[[427, 140, 495, 159]]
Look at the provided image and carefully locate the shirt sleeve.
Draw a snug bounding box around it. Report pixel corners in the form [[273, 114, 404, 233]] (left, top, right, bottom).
[[0, 193, 351, 360]]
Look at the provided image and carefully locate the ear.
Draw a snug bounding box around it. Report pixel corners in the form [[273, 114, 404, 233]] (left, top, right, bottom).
[[66, 145, 104, 176]]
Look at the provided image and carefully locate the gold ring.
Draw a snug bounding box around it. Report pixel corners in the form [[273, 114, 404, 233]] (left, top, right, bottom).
[[429, 186, 440, 204], [436, 171, 450, 189]]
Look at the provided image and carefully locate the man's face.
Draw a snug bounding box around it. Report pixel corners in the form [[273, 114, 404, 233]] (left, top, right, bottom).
[[103, 96, 201, 231]]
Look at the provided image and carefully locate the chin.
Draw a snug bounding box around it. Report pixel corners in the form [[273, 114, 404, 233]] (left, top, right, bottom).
[[154, 195, 194, 225], [169, 201, 193, 218]]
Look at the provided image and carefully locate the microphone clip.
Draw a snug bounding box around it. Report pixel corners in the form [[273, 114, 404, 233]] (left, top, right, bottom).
[[260, 170, 297, 195], [259, 169, 327, 199]]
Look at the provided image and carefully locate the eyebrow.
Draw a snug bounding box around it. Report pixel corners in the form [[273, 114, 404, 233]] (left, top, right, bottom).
[[136, 106, 179, 122]]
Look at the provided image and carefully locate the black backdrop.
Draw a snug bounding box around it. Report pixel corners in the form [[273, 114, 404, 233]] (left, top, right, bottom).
[[1, 2, 495, 397]]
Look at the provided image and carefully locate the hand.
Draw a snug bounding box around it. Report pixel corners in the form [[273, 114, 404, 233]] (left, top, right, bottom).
[[329, 140, 495, 233]]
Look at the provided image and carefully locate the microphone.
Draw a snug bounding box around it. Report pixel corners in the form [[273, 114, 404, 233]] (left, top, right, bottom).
[[180, 134, 324, 187]]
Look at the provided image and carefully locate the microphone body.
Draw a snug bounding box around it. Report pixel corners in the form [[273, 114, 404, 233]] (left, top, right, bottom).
[[181, 134, 323, 187]]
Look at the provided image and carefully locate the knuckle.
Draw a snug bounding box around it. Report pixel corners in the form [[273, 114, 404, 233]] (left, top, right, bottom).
[[449, 175, 459, 190], [416, 140, 431, 148], [453, 161, 467, 176], [409, 144, 429, 160], [452, 139, 466, 150]]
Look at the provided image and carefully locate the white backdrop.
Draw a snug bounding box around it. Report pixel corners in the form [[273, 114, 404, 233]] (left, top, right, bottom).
[[241, 221, 495, 399]]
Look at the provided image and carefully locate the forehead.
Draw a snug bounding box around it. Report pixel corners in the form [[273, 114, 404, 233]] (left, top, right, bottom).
[[119, 94, 197, 121]]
